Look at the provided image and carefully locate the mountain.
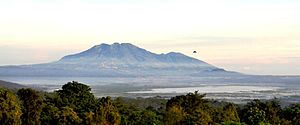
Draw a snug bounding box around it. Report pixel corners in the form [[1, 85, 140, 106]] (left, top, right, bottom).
[[0, 43, 240, 77], [0, 80, 27, 90]]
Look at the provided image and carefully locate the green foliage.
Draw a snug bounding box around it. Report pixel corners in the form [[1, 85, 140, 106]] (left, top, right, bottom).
[[0, 87, 22, 125], [247, 107, 267, 125], [165, 91, 213, 125], [239, 99, 286, 125], [218, 121, 246, 125], [2, 82, 300, 125], [93, 97, 121, 125], [57, 106, 82, 125], [222, 103, 240, 123], [83, 111, 95, 125], [264, 99, 281, 124], [139, 108, 163, 125], [282, 103, 300, 125], [186, 108, 212, 125], [57, 81, 96, 114], [166, 91, 208, 114], [40, 104, 60, 125], [241, 100, 268, 125], [164, 105, 186, 125], [17, 88, 43, 125], [114, 97, 165, 125]]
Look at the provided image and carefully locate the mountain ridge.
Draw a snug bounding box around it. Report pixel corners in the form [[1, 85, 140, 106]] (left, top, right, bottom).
[[0, 43, 239, 77], [0, 80, 27, 90], [60, 43, 206, 64]]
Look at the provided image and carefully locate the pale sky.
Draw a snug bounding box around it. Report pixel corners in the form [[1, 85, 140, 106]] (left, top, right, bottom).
[[0, 0, 300, 75]]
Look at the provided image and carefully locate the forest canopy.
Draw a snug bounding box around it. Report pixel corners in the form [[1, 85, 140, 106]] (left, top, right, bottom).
[[0, 81, 299, 125]]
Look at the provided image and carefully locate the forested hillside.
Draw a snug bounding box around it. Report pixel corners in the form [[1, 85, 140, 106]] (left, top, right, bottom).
[[0, 81, 299, 125]]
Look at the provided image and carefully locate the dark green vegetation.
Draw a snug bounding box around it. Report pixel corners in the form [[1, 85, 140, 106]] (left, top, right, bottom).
[[0, 81, 299, 125]]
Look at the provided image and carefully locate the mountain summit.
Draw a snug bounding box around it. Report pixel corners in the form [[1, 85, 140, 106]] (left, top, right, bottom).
[[0, 43, 237, 77], [59, 43, 210, 66], [61, 43, 148, 61]]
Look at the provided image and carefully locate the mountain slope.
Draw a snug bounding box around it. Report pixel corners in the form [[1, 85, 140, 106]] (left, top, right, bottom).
[[0, 80, 27, 90], [0, 43, 238, 77], [59, 43, 210, 66]]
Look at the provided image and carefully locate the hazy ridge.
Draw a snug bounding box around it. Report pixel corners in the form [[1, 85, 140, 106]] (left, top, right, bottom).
[[0, 43, 239, 77]]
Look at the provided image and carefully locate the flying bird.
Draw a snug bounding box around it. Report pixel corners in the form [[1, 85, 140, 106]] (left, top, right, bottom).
[[193, 51, 197, 53]]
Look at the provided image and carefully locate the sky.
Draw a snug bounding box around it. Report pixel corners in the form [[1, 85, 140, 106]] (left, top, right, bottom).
[[0, 0, 299, 75]]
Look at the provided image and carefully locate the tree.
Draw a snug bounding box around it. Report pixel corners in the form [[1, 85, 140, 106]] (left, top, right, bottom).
[[93, 97, 121, 125], [222, 103, 240, 123], [113, 97, 131, 125], [219, 121, 246, 125], [166, 91, 209, 114], [57, 107, 82, 125], [282, 103, 300, 125], [241, 100, 268, 125], [0, 87, 22, 125], [83, 111, 95, 125], [126, 109, 142, 125], [186, 108, 212, 125], [164, 105, 186, 125], [247, 107, 267, 125], [264, 99, 281, 124], [139, 109, 163, 125], [57, 81, 96, 114], [240, 99, 283, 125], [17, 88, 43, 125], [166, 91, 213, 125], [40, 104, 60, 125]]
